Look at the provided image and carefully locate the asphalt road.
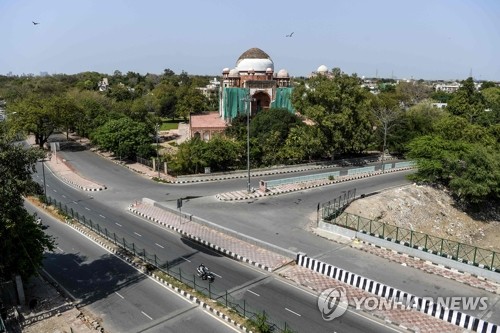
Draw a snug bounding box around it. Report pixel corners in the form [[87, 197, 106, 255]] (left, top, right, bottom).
[[26, 201, 240, 333], [34, 147, 500, 326], [31, 155, 407, 332]]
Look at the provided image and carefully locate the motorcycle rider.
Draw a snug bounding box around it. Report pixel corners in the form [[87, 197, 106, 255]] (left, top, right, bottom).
[[197, 263, 209, 278]]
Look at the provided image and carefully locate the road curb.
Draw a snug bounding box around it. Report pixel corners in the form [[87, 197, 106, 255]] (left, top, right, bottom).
[[215, 167, 413, 201]]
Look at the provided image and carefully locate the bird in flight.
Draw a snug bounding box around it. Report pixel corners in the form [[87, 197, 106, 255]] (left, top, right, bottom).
[[32, 21, 40, 25], [286, 32, 294, 37]]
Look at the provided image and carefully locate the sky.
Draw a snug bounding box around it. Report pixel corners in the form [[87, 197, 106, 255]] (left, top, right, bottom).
[[1, 0, 499, 81]]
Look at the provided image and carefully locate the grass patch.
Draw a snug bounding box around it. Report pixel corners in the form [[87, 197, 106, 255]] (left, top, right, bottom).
[[160, 118, 184, 131]]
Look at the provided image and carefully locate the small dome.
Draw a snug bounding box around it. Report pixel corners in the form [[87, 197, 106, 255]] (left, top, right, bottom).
[[222, 67, 230, 73], [277, 69, 289, 78], [228, 68, 240, 77], [248, 68, 255, 73], [317, 65, 328, 73], [266, 67, 273, 73]]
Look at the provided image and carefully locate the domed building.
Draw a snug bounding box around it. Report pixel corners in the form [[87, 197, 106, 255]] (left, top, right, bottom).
[[219, 47, 293, 121]]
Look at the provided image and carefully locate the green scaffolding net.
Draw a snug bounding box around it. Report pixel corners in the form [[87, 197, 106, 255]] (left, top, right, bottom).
[[221, 87, 249, 121], [271, 87, 294, 113]]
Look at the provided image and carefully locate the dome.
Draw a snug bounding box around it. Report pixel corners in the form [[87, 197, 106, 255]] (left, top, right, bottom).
[[222, 67, 230, 73], [228, 68, 240, 77], [317, 65, 328, 73], [236, 47, 274, 72], [266, 67, 273, 73], [277, 69, 289, 78]]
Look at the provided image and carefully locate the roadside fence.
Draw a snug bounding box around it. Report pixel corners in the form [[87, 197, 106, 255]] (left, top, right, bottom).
[[328, 212, 499, 272], [44, 195, 293, 332]]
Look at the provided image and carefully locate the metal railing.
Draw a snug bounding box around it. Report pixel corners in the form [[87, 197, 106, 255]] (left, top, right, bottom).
[[44, 195, 293, 332], [329, 212, 499, 272], [321, 189, 357, 221]]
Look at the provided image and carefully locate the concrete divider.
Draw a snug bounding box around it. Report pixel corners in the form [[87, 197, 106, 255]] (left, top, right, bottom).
[[149, 199, 295, 259]]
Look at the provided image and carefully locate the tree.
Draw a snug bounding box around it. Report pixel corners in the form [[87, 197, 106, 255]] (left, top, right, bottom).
[[371, 93, 403, 156], [292, 70, 373, 158], [175, 86, 207, 120], [8, 93, 60, 148], [407, 114, 499, 206], [447, 77, 485, 124], [281, 125, 326, 162], [395, 81, 433, 108], [0, 136, 55, 281], [91, 117, 154, 159], [391, 101, 445, 153], [153, 83, 178, 119]]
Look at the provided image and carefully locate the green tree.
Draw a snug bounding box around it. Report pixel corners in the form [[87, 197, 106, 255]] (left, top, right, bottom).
[[0, 137, 55, 281], [175, 86, 207, 120], [447, 77, 485, 124], [281, 125, 326, 162], [292, 70, 373, 158], [391, 101, 445, 152], [8, 93, 60, 148], [407, 114, 499, 206], [91, 117, 153, 159]]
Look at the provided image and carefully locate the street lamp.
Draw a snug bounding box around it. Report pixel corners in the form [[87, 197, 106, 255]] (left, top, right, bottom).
[[155, 123, 160, 178], [39, 154, 48, 199], [241, 95, 255, 193]]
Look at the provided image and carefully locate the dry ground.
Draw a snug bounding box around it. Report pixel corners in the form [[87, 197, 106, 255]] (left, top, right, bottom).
[[344, 184, 500, 252]]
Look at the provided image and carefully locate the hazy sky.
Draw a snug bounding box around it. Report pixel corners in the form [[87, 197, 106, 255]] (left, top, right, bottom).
[[1, 0, 499, 80]]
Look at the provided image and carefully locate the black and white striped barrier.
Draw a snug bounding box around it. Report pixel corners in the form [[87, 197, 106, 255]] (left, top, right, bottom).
[[296, 253, 498, 333]]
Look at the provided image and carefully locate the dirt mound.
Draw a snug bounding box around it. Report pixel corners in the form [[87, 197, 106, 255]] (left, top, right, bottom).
[[344, 184, 500, 252]]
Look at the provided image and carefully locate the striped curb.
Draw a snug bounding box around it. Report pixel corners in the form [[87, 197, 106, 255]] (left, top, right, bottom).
[[128, 207, 274, 272], [62, 219, 251, 332], [55, 174, 107, 192], [297, 253, 498, 333]]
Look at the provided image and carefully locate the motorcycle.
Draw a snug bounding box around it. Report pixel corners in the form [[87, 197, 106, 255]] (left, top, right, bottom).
[[197, 267, 215, 283]]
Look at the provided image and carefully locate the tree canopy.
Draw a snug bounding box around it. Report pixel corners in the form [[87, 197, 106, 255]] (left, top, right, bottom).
[[0, 133, 55, 281]]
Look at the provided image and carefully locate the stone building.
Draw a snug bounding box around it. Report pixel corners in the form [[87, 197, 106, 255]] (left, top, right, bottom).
[[218, 47, 294, 121]]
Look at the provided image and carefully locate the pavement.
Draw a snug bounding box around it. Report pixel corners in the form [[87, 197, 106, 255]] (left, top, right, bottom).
[[34, 134, 500, 332]]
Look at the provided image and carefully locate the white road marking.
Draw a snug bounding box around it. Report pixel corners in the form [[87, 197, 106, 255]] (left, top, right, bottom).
[[115, 223, 122, 227], [115, 292, 124, 299], [46, 184, 50, 187], [285, 307, 301, 317], [134, 232, 142, 237], [211, 272, 222, 278], [247, 290, 260, 297], [99, 214, 105, 219], [62, 195, 66, 198], [155, 243, 164, 249], [141, 311, 153, 320], [85, 207, 90, 211], [73, 260, 80, 265], [180, 256, 191, 262], [73, 201, 78, 205], [53, 189, 57, 193], [57, 246, 64, 252]]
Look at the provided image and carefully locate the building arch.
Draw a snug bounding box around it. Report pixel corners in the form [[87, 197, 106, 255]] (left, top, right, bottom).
[[251, 91, 271, 114]]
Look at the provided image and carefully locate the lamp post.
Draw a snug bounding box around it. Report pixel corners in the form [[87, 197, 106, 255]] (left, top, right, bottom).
[[155, 123, 160, 178], [241, 95, 254, 193], [39, 155, 47, 199]]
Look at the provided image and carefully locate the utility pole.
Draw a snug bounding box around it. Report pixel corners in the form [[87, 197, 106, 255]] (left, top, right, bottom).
[[241, 94, 254, 193], [155, 123, 160, 178]]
